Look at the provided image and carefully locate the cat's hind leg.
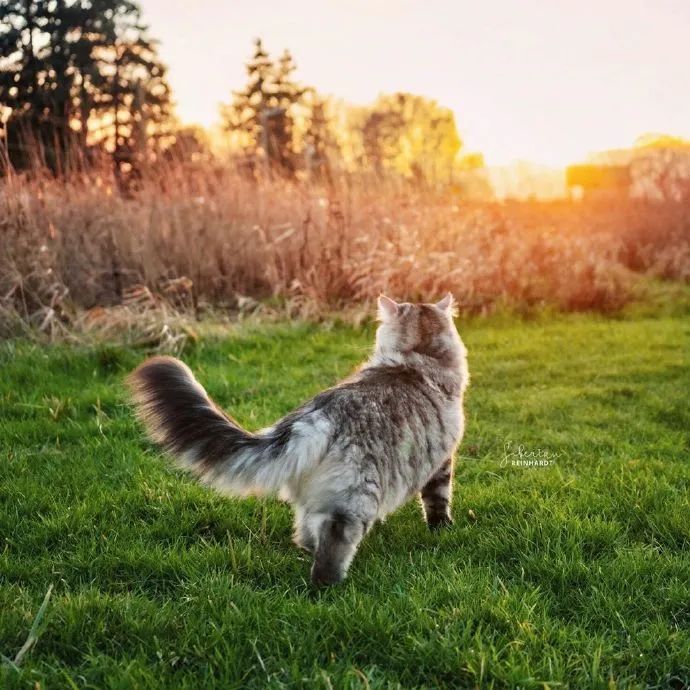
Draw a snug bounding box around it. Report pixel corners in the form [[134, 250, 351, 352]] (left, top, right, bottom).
[[420, 457, 454, 529]]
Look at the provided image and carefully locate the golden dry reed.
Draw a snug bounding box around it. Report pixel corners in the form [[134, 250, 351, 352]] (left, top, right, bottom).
[[2, 161, 689, 338]]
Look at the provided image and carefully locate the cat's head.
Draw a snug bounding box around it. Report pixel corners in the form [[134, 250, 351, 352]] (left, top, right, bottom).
[[375, 294, 464, 367]]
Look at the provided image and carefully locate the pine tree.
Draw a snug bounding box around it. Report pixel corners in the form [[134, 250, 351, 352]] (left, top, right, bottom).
[[0, 0, 172, 175], [221, 39, 306, 177], [92, 19, 172, 179], [0, 0, 80, 169], [303, 95, 339, 183], [222, 39, 273, 160], [268, 49, 306, 172]]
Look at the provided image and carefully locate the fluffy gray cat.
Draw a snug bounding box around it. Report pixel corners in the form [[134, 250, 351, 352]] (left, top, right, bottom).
[[128, 294, 469, 585]]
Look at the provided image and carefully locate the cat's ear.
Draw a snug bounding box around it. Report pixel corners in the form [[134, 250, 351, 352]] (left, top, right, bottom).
[[378, 294, 400, 320], [436, 292, 457, 316]]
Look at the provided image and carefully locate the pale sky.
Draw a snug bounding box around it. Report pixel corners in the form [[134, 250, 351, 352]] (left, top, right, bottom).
[[139, 0, 690, 167]]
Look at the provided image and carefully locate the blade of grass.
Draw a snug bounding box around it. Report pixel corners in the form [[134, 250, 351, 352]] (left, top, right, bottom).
[[12, 584, 54, 667]]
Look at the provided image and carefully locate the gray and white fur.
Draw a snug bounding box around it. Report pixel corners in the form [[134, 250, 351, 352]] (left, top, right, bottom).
[[128, 294, 469, 585]]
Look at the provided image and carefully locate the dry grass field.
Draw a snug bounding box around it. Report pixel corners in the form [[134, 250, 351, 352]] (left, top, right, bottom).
[[2, 165, 689, 340]]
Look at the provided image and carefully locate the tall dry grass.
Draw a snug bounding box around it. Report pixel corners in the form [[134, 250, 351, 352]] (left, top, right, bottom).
[[2, 162, 689, 338]]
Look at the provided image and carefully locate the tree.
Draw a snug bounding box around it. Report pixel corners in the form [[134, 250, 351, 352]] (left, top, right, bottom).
[[89, 15, 172, 180], [361, 93, 461, 183], [302, 94, 340, 183], [361, 100, 405, 178], [1, 0, 83, 169], [630, 134, 690, 203], [164, 124, 212, 164], [0, 0, 172, 175], [221, 39, 307, 177]]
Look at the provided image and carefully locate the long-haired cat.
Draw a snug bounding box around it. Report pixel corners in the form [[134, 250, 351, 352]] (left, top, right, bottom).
[[128, 294, 469, 585]]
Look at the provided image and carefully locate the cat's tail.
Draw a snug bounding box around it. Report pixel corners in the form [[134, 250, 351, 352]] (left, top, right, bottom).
[[127, 356, 328, 496]]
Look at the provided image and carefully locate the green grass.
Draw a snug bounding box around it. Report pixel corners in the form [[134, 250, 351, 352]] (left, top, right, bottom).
[[1, 308, 689, 689]]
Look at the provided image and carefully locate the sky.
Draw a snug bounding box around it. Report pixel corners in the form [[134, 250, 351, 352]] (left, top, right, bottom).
[[139, 0, 690, 168]]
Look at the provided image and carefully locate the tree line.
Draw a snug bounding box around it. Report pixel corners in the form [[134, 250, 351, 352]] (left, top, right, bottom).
[[0, 1, 469, 185], [221, 38, 466, 184]]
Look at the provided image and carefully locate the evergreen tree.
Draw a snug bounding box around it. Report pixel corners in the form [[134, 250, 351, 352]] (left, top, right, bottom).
[[268, 48, 306, 172], [221, 39, 272, 160], [0, 0, 81, 169], [91, 17, 172, 179], [0, 0, 172, 175], [221, 39, 306, 177], [303, 94, 339, 183]]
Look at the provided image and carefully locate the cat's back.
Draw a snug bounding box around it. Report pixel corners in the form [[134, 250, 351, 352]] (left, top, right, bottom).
[[323, 363, 442, 409], [310, 361, 463, 444]]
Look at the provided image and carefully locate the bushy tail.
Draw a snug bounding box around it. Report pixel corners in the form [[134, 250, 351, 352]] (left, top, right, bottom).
[[127, 356, 313, 496]]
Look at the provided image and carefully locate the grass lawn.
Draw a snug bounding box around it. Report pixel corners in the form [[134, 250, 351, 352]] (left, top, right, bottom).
[[1, 307, 689, 689]]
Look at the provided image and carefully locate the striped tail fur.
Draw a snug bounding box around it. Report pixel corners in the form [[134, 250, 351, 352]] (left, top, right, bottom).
[[127, 356, 315, 496]]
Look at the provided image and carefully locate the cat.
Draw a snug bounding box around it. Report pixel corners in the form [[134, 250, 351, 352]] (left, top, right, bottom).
[[128, 294, 469, 585]]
